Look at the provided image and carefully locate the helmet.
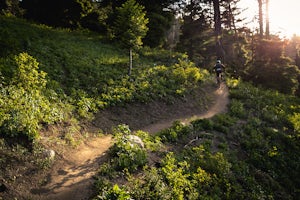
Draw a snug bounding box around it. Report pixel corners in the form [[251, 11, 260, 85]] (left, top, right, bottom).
[[216, 60, 221, 64]]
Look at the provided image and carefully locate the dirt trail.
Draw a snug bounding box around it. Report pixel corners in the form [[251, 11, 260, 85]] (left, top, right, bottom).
[[31, 136, 112, 200], [143, 83, 229, 133], [30, 83, 229, 200]]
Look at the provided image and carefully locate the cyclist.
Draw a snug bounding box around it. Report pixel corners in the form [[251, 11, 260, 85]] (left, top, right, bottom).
[[213, 60, 225, 84]]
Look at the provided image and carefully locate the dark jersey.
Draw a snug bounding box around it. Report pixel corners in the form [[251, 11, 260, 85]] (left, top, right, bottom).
[[214, 63, 225, 72]]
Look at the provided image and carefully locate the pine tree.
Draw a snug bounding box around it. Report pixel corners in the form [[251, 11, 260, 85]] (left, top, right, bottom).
[[112, 0, 149, 76]]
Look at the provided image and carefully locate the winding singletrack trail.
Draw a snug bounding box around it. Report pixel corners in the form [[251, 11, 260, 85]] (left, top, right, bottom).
[[143, 83, 229, 133], [30, 83, 229, 200]]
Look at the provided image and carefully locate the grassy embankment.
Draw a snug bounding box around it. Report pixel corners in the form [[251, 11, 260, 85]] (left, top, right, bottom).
[[0, 15, 209, 140], [93, 80, 300, 200]]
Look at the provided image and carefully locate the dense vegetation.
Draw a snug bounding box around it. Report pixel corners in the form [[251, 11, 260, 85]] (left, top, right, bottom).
[[0, 15, 209, 140], [0, 15, 211, 198], [1, 0, 300, 199], [93, 79, 300, 199]]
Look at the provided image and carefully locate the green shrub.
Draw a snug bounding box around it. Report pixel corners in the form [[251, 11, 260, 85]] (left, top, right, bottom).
[[247, 58, 300, 95], [229, 99, 246, 118], [206, 114, 236, 134], [71, 89, 98, 119], [158, 121, 192, 143], [191, 118, 214, 131], [161, 152, 195, 199], [0, 53, 66, 139], [127, 166, 173, 199], [288, 113, 300, 133], [109, 125, 147, 172], [13, 52, 47, 90], [94, 184, 131, 200], [134, 130, 162, 151], [226, 78, 241, 88]]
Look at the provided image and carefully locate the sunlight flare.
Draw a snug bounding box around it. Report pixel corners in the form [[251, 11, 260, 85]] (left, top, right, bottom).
[[238, 0, 300, 38]]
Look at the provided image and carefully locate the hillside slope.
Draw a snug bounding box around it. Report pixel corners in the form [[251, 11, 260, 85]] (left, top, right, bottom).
[[1, 16, 299, 200], [0, 16, 212, 199], [0, 15, 184, 96], [1, 82, 227, 200], [93, 83, 228, 134]]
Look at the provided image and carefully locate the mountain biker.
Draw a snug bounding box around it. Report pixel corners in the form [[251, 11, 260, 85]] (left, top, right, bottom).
[[213, 60, 225, 83]]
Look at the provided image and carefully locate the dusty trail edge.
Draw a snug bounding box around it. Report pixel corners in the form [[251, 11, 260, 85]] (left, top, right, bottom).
[[31, 83, 229, 200], [143, 83, 229, 134]]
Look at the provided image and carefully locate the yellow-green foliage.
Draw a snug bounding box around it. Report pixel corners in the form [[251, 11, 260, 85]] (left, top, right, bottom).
[[288, 112, 300, 133], [0, 53, 66, 139], [226, 77, 241, 88], [0, 16, 212, 144], [99, 59, 208, 105], [1, 16, 208, 114], [94, 80, 300, 200], [110, 124, 147, 172], [13, 52, 47, 90], [161, 153, 193, 199], [172, 59, 208, 86]]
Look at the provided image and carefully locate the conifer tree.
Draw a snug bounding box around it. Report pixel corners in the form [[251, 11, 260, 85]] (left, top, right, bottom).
[[112, 0, 148, 76]]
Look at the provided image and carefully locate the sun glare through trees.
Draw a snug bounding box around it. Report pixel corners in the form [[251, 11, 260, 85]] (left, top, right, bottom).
[[239, 0, 300, 38]]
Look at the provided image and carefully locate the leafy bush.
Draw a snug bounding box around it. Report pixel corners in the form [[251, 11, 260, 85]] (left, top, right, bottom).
[[109, 124, 147, 172], [158, 121, 192, 143], [229, 99, 246, 118], [246, 57, 300, 95], [126, 166, 173, 199], [288, 112, 300, 133], [13, 52, 47, 89], [125, 148, 236, 200], [98, 80, 299, 199], [71, 89, 98, 119], [211, 114, 236, 134], [100, 59, 208, 106], [191, 118, 214, 131], [134, 130, 162, 151], [0, 53, 66, 139], [94, 184, 132, 200], [161, 152, 197, 199]]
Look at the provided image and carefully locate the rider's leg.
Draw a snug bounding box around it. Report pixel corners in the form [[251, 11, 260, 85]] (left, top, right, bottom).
[[216, 72, 221, 84]]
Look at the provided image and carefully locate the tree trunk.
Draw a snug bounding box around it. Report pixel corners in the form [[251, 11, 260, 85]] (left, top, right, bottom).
[[212, 0, 224, 59], [213, 0, 222, 37], [258, 0, 264, 37], [227, 0, 238, 39], [265, 0, 270, 38]]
